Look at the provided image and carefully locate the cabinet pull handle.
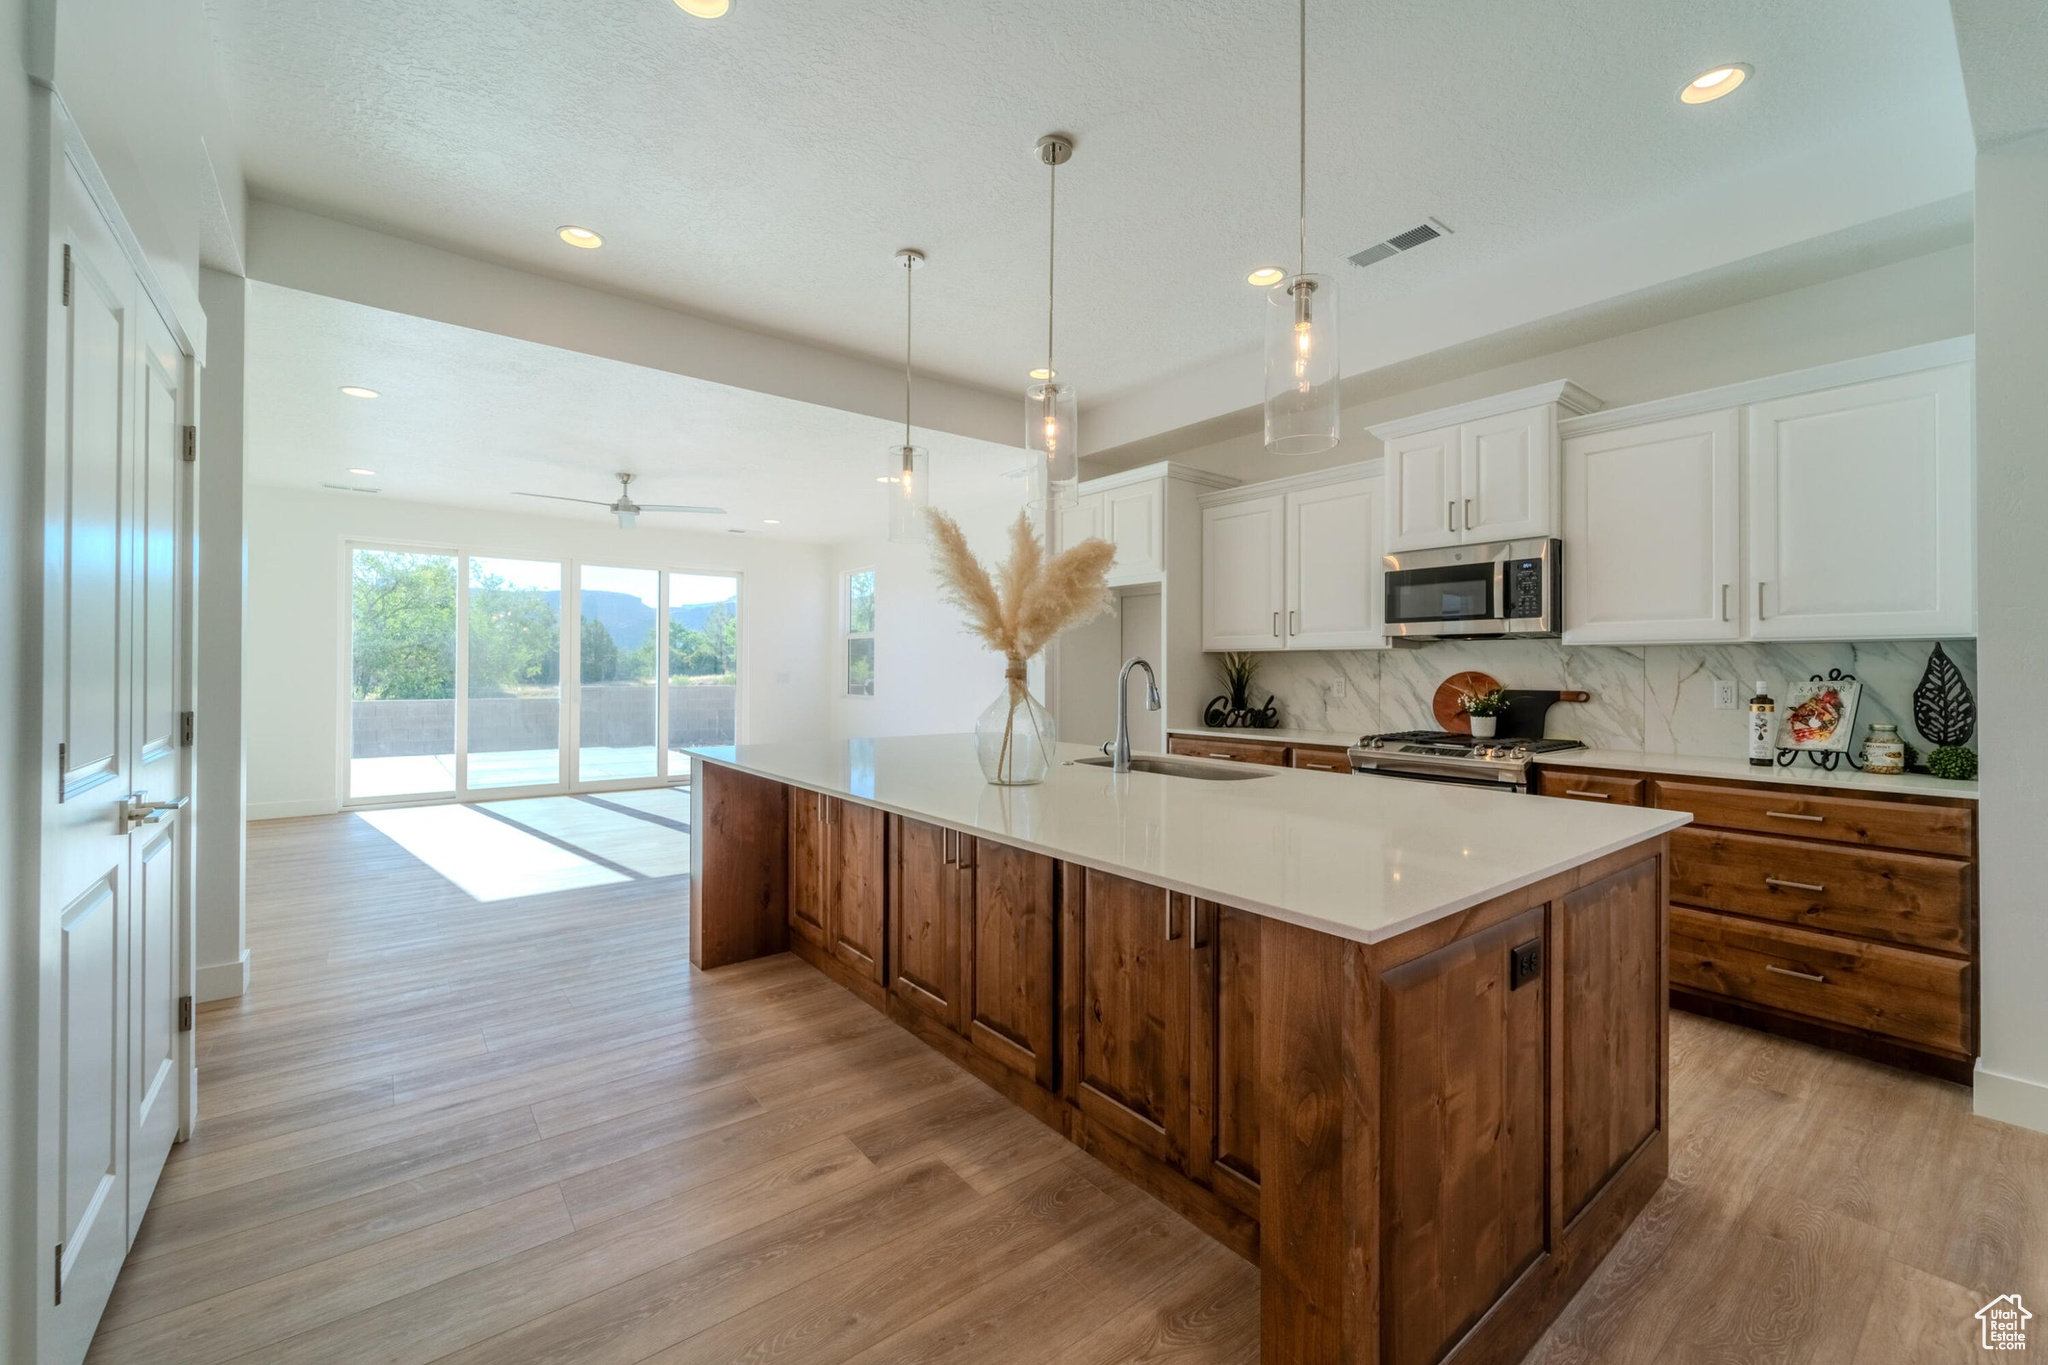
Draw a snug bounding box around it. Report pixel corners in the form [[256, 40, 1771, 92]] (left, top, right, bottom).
[[1272, 611, 1280, 638], [1565, 789, 1610, 800], [1766, 810, 1824, 823], [1465, 497, 1473, 529], [958, 835, 974, 870], [1765, 876, 1826, 893], [1448, 499, 1458, 533], [1765, 963, 1827, 984], [1164, 892, 1181, 941], [1207, 752, 1233, 760], [1721, 584, 1731, 622], [943, 828, 955, 865], [1192, 901, 1211, 950], [1288, 609, 1298, 636], [1757, 582, 1767, 620]]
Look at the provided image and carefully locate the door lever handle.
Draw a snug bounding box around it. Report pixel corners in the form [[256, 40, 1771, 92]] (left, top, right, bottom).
[[121, 793, 189, 832]]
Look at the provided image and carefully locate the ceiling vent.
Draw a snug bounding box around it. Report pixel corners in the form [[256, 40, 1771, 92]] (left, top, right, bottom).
[[1348, 217, 1452, 269]]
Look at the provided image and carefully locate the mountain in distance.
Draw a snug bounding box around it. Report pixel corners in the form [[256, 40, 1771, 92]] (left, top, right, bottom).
[[530, 590, 737, 651]]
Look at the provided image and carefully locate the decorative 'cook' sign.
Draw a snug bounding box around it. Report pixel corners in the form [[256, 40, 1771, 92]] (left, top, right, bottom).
[[1204, 695, 1280, 729]]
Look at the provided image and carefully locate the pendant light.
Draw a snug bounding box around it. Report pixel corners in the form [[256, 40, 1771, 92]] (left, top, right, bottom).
[[884, 247, 930, 543], [1263, 0, 1340, 456], [1025, 133, 1079, 511]]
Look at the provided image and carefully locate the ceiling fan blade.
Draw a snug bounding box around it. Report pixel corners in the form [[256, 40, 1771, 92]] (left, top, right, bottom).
[[512, 492, 615, 507], [636, 504, 727, 515]]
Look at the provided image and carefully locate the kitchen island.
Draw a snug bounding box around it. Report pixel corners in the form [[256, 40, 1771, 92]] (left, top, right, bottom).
[[688, 735, 1688, 1365]]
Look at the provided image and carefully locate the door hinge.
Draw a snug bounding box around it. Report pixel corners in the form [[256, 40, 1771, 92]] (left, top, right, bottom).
[[61, 245, 72, 307], [53, 1244, 62, 1305], [55, 742, 66, 803], [182, 425, 197, 463], [178, 996, 193, 1033], [180, 711, 195, 747]]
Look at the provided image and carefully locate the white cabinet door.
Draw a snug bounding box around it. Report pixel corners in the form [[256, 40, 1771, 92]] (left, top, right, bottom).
[[1383, 426, 1460, 550], [1747, 364, 1974, 640], [1562, 411, 1741, 644], [1285, 478, 1386, 649], [1459, 405, 1554, 543], [1202, 496, 1286, 650], [1102, 480, 1164, 584], [1057, 491, 1105, 554]]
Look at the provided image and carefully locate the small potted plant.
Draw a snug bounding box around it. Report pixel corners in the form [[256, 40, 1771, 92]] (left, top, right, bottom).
[[1460, 686, 1508, 738]]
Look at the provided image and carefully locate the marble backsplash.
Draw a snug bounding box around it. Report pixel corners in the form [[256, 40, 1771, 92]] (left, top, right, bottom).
[[1243, 638, 1977, 759]]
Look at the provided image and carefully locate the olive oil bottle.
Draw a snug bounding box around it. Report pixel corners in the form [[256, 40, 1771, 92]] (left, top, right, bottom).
[[1747, 681, 1776, 767]]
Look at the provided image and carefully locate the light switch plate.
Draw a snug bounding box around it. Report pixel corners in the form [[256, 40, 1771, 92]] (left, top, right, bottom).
[[1713, 680, 1739, 710], [1330, 677, 1347, 699]]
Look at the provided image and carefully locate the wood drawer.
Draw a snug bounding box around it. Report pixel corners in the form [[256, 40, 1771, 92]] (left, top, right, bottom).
[[1670, 907, 1970, 1057], [1669, 828, 1969, 954], [1651, 780, 1973, 857], [1167, 735, 1288, 766], [1289, 744, 1352, 774], [1536, 769, 1645, 806]]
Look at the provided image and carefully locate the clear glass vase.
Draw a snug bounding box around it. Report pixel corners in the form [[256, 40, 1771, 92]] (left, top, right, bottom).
[[976, 676, 1057, 785]]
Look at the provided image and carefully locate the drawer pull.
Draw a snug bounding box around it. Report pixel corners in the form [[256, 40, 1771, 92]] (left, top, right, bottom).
[[1564, 789, 1610, 800], [1766, 810, 1824, 823], [1764, 876, 1826, 893], [1208, 752, 1233, 760], [1764, 963, 1827, 984]]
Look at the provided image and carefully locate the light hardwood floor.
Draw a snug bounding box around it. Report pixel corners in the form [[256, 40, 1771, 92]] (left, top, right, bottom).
[[88, 807, 2044, 1364]]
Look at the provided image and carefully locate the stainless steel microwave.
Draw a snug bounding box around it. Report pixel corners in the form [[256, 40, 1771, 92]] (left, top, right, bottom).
[[1382, 538, 1562, 640]]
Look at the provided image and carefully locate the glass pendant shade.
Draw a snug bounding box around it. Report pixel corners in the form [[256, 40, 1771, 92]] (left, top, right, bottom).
[[1023, 380, 1079, 510], [1264, 273, 1341, 455], [883, 442, 930, 542]]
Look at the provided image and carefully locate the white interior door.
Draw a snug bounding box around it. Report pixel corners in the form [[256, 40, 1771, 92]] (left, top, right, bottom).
[[1562, 411, 1741, 643], [39, 157, 193, 1362]]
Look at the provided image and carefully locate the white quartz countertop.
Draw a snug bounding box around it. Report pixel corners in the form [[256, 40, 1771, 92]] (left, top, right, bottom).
[[1537, 747, 1980, 800], [689, 735, 1687, 946]]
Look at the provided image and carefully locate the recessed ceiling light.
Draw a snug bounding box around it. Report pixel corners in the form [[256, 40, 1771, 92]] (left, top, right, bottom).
[[762, 518, 780, 524], [1028, 368, 1056, 381], [675, 0, 729, 16], [1247, 267, 1286, 287], [876, 475, 899, 483], [557, 225, 604, 248], [339, 386, 379, 399], [347, 467, 377, 476], [1680, 63, 1751, 104]]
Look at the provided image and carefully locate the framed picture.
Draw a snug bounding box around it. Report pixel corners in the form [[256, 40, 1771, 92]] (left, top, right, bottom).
[[1778, 677, 1861, 752]]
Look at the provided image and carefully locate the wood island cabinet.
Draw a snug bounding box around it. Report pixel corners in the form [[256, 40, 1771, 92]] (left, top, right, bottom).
[[694, 758, 1672, 1365]]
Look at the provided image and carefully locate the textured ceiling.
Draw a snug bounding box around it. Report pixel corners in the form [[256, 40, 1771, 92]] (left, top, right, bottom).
[[207, 0, 1972, 409], [245, 282, 1023, 540]]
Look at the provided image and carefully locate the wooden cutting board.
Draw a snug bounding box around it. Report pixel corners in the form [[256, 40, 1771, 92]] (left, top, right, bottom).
[[1432, 671, 1502, 734]]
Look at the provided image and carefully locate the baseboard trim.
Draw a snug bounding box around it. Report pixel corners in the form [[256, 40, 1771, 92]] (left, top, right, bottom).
[[197, 950, 250, 1003], [1973, 1062, 2048, 1135], [249, 798, 340, 821]]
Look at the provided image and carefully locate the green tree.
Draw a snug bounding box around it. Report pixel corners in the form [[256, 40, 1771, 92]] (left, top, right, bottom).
[[352, 552, 456, 700], [581, 618, 622, 683], [467, 572, 560, 695], [669, 605, 738, 681]]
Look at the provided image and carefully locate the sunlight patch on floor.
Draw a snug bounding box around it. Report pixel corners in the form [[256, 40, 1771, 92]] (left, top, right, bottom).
[[356, 804, 630, 901], [481, 796, 691, 878]]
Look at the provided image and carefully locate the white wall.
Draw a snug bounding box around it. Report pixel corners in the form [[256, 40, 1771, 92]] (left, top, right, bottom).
[[825, 497, 1025, 743], [1089, 246, 1974, 479], [1972, 129, 2048, 1134], [3, 0, 41, 1353], [244, 487, 832, 819], [195, 268, 247, 1001]]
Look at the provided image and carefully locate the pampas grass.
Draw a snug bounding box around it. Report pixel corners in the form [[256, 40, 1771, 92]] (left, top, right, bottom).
[[928, 508, 1114, 781]]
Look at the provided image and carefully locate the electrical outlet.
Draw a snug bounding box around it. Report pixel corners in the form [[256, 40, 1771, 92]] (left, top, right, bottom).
[[1713, 680, 1739, 710], [1329, 677, 1347, 699]]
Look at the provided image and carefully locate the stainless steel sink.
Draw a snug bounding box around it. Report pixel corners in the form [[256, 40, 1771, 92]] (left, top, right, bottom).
[[1071, 755, 1273, 781]]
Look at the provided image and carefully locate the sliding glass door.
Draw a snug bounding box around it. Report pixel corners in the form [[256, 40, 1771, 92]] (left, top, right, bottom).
[[345, 543, 741, 806]]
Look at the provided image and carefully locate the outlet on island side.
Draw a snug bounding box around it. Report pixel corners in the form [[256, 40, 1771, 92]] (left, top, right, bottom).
[[1713, 679, 1739, 710]]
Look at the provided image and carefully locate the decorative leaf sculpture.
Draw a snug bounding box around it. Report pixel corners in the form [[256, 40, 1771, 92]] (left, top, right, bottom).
[[1910, 644, 1975, 747]]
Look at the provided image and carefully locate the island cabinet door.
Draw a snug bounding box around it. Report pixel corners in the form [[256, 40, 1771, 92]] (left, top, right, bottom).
[[786, 786, 829, 947], [828, 800, 888, 987], [889, 816, 965, 1031], [1189, 902, 1261, 1215], [1379, 906, 1548, 1365], [963, 838, 1059, 1089], [1069, 868, 1193, 1169]]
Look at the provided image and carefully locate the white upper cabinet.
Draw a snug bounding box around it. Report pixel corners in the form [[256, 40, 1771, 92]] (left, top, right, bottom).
[[1460, 406, 1553, 542], [1286, 477, 1385, 649], [1562, 410, 1741, 644], [1201, 495, 1286, 650], [1746, 363, 1974, 640], [1057, 492, 1105, 554], [1374, 383, 1597, 552], [1384, 427, 1460, 550], [1101, 480, 1165, 583]]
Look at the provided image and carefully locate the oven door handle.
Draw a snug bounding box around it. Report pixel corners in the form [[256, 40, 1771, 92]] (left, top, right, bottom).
[[1348, 755, 1527, 789]]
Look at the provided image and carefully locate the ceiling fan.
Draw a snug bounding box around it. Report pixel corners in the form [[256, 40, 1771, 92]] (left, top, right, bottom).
[[512, 472, 725, 529]]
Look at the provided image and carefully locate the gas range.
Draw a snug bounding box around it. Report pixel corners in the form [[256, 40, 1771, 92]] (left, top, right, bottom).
[[1345, 730, 1587, 791]]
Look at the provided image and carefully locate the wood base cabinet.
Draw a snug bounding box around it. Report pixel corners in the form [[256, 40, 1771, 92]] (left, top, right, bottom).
[[692, 760, 1672, 1365]]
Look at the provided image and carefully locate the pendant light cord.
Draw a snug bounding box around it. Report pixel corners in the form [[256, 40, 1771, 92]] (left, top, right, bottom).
[[1298, 0, 1307, 277], [1046, 157, 1057, 381], [903, 255, 913, 448]]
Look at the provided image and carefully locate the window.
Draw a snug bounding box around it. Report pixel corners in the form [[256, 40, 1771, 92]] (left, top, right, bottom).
[[844, 568, 875, 697], [349, 548, 458, 800]]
